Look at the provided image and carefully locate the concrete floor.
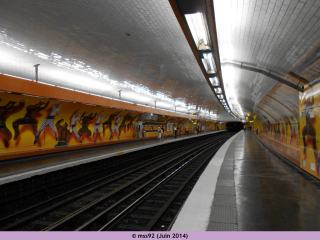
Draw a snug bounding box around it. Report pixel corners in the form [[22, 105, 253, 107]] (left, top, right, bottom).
[[235, 131, 320, 231], [172, 130, 320, 231]]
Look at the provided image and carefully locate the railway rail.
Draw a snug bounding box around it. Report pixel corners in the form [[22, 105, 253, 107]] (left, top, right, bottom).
[[0, 131, 234, 231]]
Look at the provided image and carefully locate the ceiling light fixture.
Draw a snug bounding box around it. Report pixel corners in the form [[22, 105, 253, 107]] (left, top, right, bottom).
[[202, 52, 216, 74], [214, 87, 222, 94], [185, 12, 210, 50], [209, 77, 220, 87]]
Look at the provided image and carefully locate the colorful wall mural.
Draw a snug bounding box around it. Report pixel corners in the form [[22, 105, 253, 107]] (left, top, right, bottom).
[[299, 84, 320, 177], [250, 43, 320, 180], [0, 92, 141, 152], [252, 83, 300, 165], [0, 92, 220, 156], [252, 81, 320, 180], [256, 84, 299, 146]]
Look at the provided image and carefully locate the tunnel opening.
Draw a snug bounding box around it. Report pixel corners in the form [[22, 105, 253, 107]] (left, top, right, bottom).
[[226, 122, 243, 132]]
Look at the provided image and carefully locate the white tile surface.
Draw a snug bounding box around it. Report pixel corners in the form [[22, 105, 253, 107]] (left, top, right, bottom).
[[214, 0, 320, 116], [0, 0, 235, 121]]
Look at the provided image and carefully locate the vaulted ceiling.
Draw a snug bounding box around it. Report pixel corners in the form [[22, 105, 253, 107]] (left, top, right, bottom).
[[1, 0, 320, 123], [214, 0, 320, 119], [0, 0, 234, 121]]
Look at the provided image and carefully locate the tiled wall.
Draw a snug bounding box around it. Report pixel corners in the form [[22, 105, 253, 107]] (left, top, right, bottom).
[[253, 81, 320, 179], [252, 83, 300, 166]]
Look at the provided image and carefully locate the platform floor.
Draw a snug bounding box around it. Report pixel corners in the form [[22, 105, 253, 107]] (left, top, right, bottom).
[[0, 131, 223, 185], [172, 130, 320, 231]]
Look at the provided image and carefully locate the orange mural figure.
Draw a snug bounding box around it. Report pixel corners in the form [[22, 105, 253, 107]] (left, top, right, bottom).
[[119, 122, 126, 136], [302, 112, 318, 174], [13, 101, 50, 140], [120, 112, 136, 134], [34, 103, 63, 145], [69, 109, 82, 143], [92, 111, 106, 137], [141, 120, 146, 137], [274, 123, 281, 141], [302, 94, 319, 174], [102, 110, 121, 134], [267, 120, 270, 132], [290, 117, 298, 145], [126, 114, 139, 132], [109, 114, 123, 140], [281, 121, 286, 143], [78, 112, 97, 138], [121, 112, 132, 134], [284, 116, 297, 146], [0, 99, 26, 148], [55, 119, 72, 146]]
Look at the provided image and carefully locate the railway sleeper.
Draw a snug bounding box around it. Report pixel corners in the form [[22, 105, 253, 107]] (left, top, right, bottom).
[[116, 224, 147, 231], [146, 200, 167, 204], [151, 193, 172, 197], [138, 206, 162, 211], [32, 220, 56, 226], [156, 217, 172, 223], [50, 211, 70, 217], [129, 214, 154, 220]]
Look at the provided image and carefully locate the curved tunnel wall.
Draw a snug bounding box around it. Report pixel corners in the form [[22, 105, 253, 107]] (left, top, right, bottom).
[[253, 81, 320, 180], [252, 83, 300, 165], [251, 43, 320, 180], [299, 84, 320, 178]]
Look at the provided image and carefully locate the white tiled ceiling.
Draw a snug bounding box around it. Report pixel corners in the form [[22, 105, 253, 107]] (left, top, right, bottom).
[[214, 0, 320, 116], [0, 0, 235, 121]]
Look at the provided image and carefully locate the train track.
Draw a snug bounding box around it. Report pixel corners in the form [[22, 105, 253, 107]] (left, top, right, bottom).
[[0, 132, 233, 231], [0, 134, 210, 219]]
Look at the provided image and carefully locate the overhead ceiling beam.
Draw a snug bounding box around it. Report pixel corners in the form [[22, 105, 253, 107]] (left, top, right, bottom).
[[287, 72, 308, 84], [169, 0, 234, 117], [221, 62, 304, 92]]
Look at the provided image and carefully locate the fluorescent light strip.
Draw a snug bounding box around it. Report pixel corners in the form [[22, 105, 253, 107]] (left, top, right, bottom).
[[57, 86, 74, 91], [201, 59, 209, 72], [185, 12, 210, 50], [202, 52, 216, 73], [38, 81, 55, 86], [1, 76, 215, 121], [2, 73, 32, 81], [90, 93, 103, 97], [22, 94, 36, 97], [214, 87, 222, 94], [217, 94, 224, 99], [3, 73, 19, 78], [121, 100, 134, 104], [75, 90, 89, 94], [209, 77, 219, 87], [102, 96, 113, 99]]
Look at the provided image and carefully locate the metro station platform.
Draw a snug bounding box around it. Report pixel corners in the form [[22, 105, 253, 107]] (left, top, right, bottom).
[[172, 130, 320, 231], [0, 130, 224, 185]]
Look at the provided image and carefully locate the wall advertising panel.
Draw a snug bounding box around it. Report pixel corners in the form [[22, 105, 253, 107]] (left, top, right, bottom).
[[299, 84, 320, 177]]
